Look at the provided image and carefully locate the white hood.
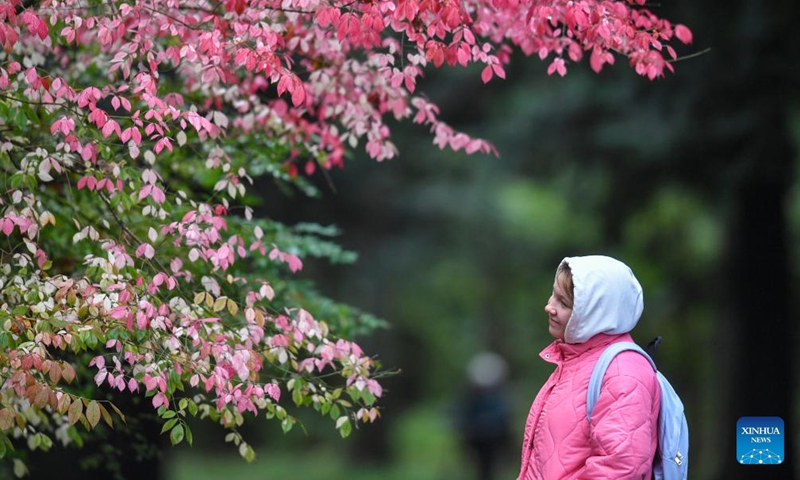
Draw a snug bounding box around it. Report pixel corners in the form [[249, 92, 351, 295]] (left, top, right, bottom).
[[560, 255, 644, 344]]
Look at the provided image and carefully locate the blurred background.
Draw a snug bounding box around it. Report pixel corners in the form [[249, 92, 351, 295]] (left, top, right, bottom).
[[150, 0, 800, 479]]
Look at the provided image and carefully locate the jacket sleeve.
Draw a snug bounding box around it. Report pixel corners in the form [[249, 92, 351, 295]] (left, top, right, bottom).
[[578, 373, 659, 479]]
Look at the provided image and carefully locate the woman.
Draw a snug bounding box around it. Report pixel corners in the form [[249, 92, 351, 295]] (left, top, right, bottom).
[[517, 255, 660, 479]]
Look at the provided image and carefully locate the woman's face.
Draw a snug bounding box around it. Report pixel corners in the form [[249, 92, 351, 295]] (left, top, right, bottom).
[[544, 275, 573, 340]]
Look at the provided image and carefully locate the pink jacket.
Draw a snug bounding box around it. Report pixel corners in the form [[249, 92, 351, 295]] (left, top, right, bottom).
[[517, 332, 660, 480]]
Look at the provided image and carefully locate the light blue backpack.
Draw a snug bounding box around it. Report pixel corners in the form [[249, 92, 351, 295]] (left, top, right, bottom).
[[586, 341, 689, 480]]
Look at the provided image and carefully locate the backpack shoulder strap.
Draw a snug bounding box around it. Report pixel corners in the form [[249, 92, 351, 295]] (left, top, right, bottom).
[[586, 341, 656, 423]]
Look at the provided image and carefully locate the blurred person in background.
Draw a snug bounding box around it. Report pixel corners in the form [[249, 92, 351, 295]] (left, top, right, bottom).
[[456, 351, 512, 480]]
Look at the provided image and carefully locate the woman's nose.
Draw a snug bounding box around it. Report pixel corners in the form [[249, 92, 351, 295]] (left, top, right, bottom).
[[544, 300, 555, 313]]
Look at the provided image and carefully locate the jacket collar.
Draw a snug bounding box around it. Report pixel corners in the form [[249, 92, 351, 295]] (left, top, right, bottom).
[[539, 333, 633, 364]]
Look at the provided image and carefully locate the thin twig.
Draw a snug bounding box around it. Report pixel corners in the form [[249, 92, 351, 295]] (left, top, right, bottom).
[[669, 47, 711, 63]]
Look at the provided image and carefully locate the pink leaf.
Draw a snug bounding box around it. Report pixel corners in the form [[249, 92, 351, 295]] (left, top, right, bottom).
[[675, 25, 693, 44], [1, 219, 14, 236], [666, 45, 677, 60], [109, 306, 128, 319], [481, 65, 493, 84], [94, 369, 108, 386], [151, 186, 166, 204], [139, 185, 152, 200], [89, 356, 105, 369], [492, 63, 506, 80], [291, 83, 306, 107], [390, 71, 404, 88], [81, 143, 95, 162], [135, 243, 155, 259], [152, 392, 168, 409], [276, 75, 291, 96], [286, 253, 303, 273], [547, 58, 567, 77]]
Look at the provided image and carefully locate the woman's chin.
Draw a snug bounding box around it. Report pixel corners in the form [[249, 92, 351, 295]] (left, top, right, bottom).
[[548, 324, 564, 340]]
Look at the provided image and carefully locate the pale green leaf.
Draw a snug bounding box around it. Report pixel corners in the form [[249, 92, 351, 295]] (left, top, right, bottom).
[[170, 424, 185, 445]]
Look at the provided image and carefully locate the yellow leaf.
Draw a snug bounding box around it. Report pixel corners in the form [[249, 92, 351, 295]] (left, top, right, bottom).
[[57, 394, 72, 415], [0, 408, 14, 431], [86, 400, 101, 428], [213, 297, 227, 312], [48, 362, 62, 384], [226, 299, 239, 316], [99, 403, 114, 428], [193, 292, 206, 305], [108, 402, 127, 424], [61, 362, 76, 383], [68, 398, 82, 425], [34, 386, 50, 409]]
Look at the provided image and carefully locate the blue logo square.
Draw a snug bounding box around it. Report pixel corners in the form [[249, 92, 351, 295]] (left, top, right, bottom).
[[737, 416, 784, 465]]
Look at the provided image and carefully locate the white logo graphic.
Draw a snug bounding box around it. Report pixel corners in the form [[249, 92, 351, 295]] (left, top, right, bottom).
[[739, 449, 783, 464]]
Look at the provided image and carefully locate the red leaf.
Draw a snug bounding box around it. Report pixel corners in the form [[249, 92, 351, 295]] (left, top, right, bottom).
[[225, 0, 246, 14]]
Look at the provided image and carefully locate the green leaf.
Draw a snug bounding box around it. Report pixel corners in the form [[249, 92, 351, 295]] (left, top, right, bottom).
[[67, 427, 84, 448], [361, 390, 376, 406], [13, 458, 27, 478], [274, 406, 286, 420], [243, 444, 255, 463], [281, 417, 294, 433], [329, 404, 340, 420], [39, 433, 53, 451], [170, 424, 185, 445], [338, 418, 352, 438], [292, 388, 303, 406], [30, 433, 42, 450], [161, 418, 179, 434]]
